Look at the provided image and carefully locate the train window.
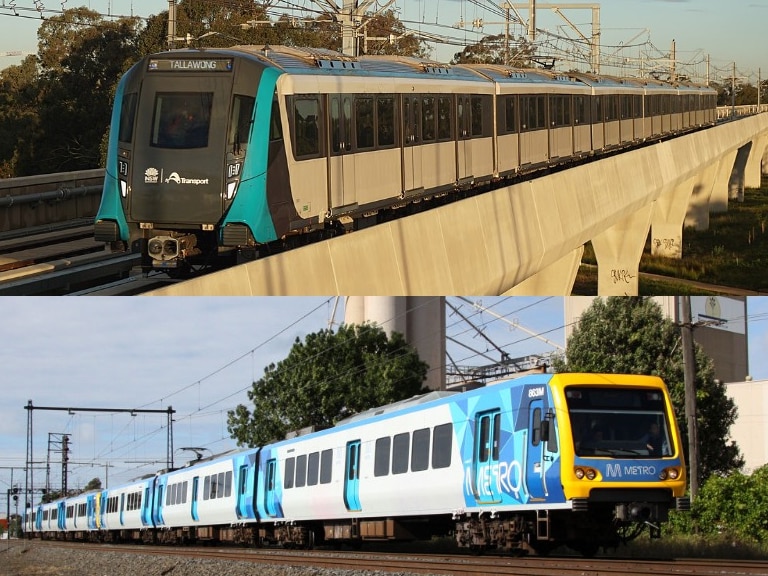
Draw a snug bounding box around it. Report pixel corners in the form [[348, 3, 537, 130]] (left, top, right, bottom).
[[374, 436, 391, 477], [151, 92, 213, 149], [307, 451, 320, 486], [504, 96, 517, 133], [478, 414, 490, 462], [619, 95, 632, 120], [573, 95, 589, 125], [422, 96, 436, 142], [546, 413, 558, 453], [521, 95, 546, 131], [228, 94, 255, 156], [550, 95, 571, 127], [458, 96, 468, 138], [411, 428, 430, 472], [376, 96, 396, 147], [284, 457, 295, 489], [293, 97, 321, 158], [404, 96, 421, 145], [634, 95, 643, 119], [166, 484, 173, 505], [392, 432, 410, 474], [320, 449, 333, 484], [356, 96, 375, 151], [270, 97, 283, 141], [437, 96, 452, 140], [295, 454, 307, 488], [604, 95, 619, 122], [432, 423, 453, 469], [225, 471, 232, 497], [492, 414, 501, 460], [470, 96, 484, 137], [203, 476, 211, 501], [331, 97, 341, 153], [593, 96, 603, 124], [118, 93, 137, 143], [532, 407, 542, 446]]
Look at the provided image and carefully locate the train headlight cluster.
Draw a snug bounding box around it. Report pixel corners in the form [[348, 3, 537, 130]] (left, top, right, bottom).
[[659, 467, 681, 481], [574, 466, 599, 481]]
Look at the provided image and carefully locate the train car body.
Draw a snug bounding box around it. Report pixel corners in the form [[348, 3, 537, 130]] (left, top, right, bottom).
[[30, 373, 689, 556], [94, 45, 717, 274]]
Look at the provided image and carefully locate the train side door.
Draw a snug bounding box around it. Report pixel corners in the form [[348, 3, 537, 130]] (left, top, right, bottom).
[[344, 440, 362, 512], [472, 410, 502, 504], [141, 484, 153, 527], [402, 96, 423, 194], [523, 399, 550, 498], [57, 502, 66, 531], [191, 477, 200, 521], [456, 95, 473, 183], [264, 458, 279, 517], [328, 95, 356, 211], [235, 464, 249, 519]]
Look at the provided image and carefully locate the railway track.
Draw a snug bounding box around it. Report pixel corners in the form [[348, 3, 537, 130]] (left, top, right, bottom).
[[21, 540, 768, 576]]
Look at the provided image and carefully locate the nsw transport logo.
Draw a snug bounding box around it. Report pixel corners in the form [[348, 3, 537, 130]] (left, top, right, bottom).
[[144, 167, 159, 184]]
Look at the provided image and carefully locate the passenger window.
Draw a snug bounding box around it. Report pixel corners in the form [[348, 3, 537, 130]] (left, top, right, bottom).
[[284, 457, 295, 489], [374, 436, 391, 477], [307, 451, 320, 486], [532, 407, 542, 446], [377, 96, 395, 147], [392, 432, 410, 474], [422, 96, 436, 142], [411, 428, 430, 472], [471, 96, 483, 136], [295, 454, 307, 488], [505, 96, 517, 133], [432, 423, 453, 469], [293, 97, 320, 158], [437, 96, 452, 140], [356, 96, 374, 150], [320, 449, 333, 484]]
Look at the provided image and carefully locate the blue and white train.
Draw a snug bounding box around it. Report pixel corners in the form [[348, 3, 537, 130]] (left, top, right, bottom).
[[93, 45, 717, 273], [31, 372, 689, 556]]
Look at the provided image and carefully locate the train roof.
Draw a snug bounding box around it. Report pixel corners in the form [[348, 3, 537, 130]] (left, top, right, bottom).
[[461, 64, 588, 87], [335, 390, 457, 426], [223, 45, 489, 82]]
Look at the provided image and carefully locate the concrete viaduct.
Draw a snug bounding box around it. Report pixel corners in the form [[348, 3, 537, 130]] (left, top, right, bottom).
[[149, 113, 768, 296]]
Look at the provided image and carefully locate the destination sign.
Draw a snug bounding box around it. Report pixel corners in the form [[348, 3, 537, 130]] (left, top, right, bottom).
[[147, 58, 234, 73]]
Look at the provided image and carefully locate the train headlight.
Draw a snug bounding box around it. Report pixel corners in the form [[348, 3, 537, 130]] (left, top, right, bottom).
[[226, 181, 238, 200], [574, 467, 599, 480]]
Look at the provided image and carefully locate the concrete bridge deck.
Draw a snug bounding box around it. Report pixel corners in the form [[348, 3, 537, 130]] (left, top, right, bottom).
[[148, 114, 768, 296]]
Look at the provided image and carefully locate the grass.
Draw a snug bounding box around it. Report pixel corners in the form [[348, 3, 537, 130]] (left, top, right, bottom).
[[573, 177, 768, 295]]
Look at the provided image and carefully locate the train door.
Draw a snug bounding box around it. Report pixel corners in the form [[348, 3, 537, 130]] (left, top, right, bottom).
[[456, 95, 473, 182], [235, 464, 249, 519], [191, 477, 200, 521], [141, 484, 153, 527], [327, 95, 357, 212], [523, 398, 557, 499], [402, 96, 423, 194], [344, 440, 362, 512], [119, 493, 125, 526], [472, 410, 502, 504], [264, 459, 279, 517], [57, 502, 66, 531]]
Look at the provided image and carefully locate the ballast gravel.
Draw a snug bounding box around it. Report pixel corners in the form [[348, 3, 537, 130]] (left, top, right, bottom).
[[2, 540, 430, 576]]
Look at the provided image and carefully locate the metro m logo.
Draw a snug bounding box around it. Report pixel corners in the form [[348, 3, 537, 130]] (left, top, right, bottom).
[[605, 463, 623, 478]]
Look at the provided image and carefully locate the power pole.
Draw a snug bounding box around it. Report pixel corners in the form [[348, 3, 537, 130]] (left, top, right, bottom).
[[312, 0, 395, 57], [679, 296, 699, 500]]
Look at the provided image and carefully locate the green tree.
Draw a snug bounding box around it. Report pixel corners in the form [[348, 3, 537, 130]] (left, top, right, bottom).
[[452, 34, 534, 66], [553, 297, 743, 481], [689, 465, 768, 542], [0, 55, 39, 177], [83, 477, 102, 491], [227, 323, 429, 447]]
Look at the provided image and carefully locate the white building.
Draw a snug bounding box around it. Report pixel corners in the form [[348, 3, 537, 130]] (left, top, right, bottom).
[[726, 379, 768, 472]]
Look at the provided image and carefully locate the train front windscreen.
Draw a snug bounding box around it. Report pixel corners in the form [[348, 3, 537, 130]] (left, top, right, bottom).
[[565, 387, 673, 458]]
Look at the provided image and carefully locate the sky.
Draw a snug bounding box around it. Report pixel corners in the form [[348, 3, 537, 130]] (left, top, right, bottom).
[[1, 0, 766, 85], [1, 295, 767, 516]]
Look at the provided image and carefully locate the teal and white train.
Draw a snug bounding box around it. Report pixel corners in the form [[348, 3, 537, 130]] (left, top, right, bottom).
[[93, 46, 717, 274]]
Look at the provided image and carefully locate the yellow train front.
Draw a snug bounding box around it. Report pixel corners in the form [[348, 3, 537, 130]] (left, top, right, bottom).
[[539, 373, 689, 554]]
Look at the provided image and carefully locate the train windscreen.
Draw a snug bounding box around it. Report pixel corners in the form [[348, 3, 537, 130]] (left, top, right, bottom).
[[150, 92, 214, 149], [565, 387, 672, 458]]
